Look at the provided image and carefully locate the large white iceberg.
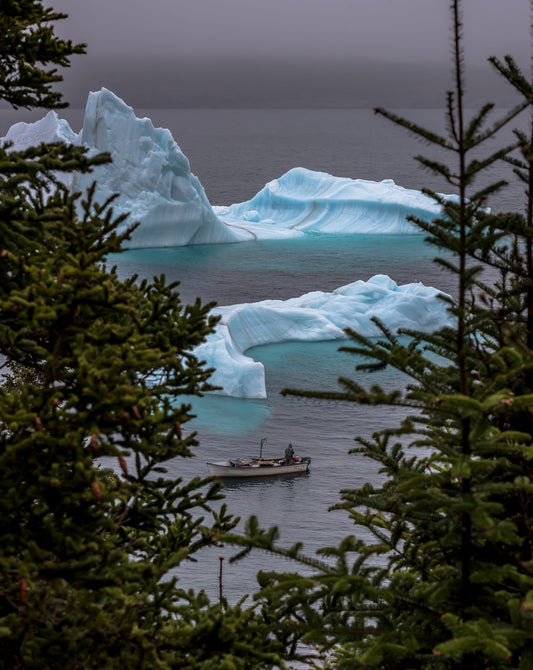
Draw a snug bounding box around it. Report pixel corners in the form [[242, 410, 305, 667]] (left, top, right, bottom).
[[73, 89, 244, 247], [2, 110, 78, 151], [1, 89, 451, 248], [1, 88, 244, 247], [214, 167, 444, 238], [195, 274, 452, 399]]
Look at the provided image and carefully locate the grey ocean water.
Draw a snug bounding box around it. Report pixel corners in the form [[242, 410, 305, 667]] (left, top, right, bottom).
[[1, 107, 524, 601], [109, 108, 523, 602]]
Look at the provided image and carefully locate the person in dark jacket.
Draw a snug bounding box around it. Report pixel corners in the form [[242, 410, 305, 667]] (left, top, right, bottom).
[[285, 443, 294, 464]]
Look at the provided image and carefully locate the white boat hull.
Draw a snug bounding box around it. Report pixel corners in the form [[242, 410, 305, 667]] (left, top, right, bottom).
[[207, 459, 310, 478]]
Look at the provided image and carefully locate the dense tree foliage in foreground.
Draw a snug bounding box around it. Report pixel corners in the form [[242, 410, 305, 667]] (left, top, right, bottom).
[[7, 1, 533, 669], [238, 1, 533, 668], [0, 3, 294, 668]]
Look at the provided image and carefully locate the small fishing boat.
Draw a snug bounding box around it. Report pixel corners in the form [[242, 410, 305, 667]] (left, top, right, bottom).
[[207, 438, 311, 479]]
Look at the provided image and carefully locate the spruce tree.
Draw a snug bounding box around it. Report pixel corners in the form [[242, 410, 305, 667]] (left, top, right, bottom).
[[0, 0, 85, 109], [242, 1, 533, 667], [0, 3, 291, 668]]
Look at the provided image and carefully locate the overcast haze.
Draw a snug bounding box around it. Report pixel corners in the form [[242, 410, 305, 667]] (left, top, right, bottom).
[[46, 0, 532, 108]]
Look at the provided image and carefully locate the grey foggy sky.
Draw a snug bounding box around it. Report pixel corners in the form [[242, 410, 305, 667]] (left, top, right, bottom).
[[47, 0, 532, 108]]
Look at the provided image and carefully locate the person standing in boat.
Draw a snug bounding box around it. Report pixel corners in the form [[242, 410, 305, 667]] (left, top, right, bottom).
[[285, 443, 294, 464]]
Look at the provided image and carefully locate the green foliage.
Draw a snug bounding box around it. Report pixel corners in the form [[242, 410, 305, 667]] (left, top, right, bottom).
[[0, 143, 294, 667], [0, 4, 294, 669], [0, 1, 85, 109]]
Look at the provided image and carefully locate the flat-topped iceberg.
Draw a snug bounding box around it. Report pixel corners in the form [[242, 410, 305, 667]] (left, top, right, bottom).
[[1, 89, 452, 248], [195, 274, 452, 398], [214, 167, 445, 238]]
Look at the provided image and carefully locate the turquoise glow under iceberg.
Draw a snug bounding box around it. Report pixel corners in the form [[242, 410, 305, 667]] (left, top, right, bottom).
[[195, 274, 451, 398]]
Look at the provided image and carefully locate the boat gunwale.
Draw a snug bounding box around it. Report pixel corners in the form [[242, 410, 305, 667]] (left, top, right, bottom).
[[206, 457, 310, 478]]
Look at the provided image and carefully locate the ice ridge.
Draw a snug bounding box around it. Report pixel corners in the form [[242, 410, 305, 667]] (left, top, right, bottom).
[[195, 274, 452, 398], [215, 167, 445, 238]]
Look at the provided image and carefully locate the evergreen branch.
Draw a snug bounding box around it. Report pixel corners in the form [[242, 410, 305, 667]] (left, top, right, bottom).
[[466, 146, 518, 181], [464, 102, 495, 144], [489, 54, 532, 99], [467, 180, 509, 205], [446, 90, 459, 144], [414, 155, 457, 186], [465, 102, 529, 150], [374, 108, 456, 151]]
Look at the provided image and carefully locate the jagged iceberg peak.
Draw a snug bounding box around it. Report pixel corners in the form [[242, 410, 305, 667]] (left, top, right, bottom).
[[215, 167, 448, 238], [0, 88, 245, 248], [195, 274, 452, 399], [74, 88, 243, 247], [1, 111, 78, 151]]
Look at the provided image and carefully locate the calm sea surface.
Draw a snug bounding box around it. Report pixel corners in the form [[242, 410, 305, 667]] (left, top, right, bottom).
[[1, 107, 526, 601]]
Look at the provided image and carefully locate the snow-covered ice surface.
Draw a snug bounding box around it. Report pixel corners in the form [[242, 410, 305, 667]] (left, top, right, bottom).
[[1, 110, 78, 151], [1, 89, 453, 248], [214, 167, 445, 238], [1, 111, 80, 190], [195, 274, 452, 398]]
